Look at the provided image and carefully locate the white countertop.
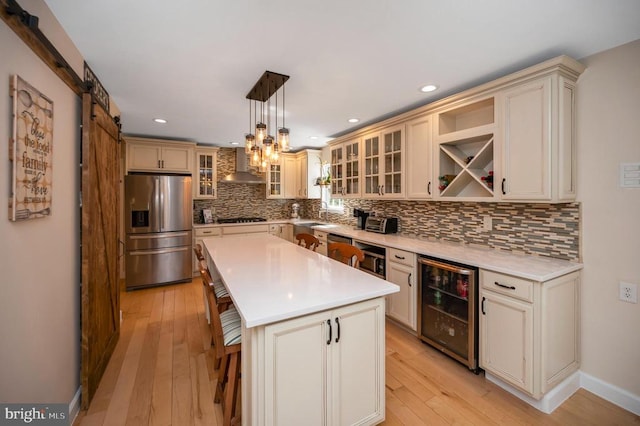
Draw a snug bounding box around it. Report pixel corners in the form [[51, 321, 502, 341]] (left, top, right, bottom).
[[195, 219, 582, 282], [202, 234, 399, 328]]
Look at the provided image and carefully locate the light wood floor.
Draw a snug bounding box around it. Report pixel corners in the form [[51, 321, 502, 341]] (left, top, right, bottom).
[[74, 279, 638, 426]]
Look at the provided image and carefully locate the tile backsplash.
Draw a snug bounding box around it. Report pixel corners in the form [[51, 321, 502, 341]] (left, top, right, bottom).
[[195, 148, 580, 262]]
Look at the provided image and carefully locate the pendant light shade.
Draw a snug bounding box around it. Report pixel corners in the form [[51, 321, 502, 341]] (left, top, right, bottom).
[[278, 127, 290, 152]]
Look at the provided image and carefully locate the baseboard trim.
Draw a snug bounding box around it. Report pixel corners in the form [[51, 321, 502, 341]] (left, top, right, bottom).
[[69, 387, 81, 424], [580, 372, 640, 416], [485, 371, 581, 414]]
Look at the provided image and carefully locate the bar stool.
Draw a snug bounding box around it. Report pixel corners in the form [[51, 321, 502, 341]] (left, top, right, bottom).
[[205, 269, 242, 426], [295, 232, 320, 251], [327, 242, 365, 268]]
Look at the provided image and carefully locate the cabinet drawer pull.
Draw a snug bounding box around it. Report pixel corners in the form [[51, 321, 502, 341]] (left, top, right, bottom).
[[501, 178, 506, 195], [326, 319, 332, 345], [481, 296, 486, 315], [202, 230, 213, 234], [494, 281, 516, 290], [394, 254, 405, 260], [335, 317, 340, 343]]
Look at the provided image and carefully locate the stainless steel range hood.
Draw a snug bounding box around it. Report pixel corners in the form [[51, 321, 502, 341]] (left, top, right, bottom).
[[221, 148, 265, 184]]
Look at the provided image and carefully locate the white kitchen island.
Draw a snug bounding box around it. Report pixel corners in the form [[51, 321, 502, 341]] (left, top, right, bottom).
[[202, 234, 399, 426]]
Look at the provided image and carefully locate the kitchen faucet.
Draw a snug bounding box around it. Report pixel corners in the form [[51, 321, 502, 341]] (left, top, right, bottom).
[[320, 201, 329, 222]]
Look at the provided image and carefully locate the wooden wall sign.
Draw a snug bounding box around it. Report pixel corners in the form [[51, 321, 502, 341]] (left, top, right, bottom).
[[9, 75, 53, 221]]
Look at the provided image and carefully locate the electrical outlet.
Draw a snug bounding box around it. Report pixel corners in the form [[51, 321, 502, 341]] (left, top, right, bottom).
[[483, 215, 492, 231], [619, 282, 638, 303]]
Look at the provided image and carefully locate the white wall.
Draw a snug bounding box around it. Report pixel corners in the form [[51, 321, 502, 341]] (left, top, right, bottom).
[[577, 39, 640, 397], [0, 4, 81, 406]]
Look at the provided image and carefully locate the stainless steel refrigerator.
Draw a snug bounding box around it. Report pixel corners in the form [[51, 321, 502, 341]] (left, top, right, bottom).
[[125, 174, 192, 290]]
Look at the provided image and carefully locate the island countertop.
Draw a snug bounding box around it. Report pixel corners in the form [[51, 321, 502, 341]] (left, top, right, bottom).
[[202, 233, 399, 328]]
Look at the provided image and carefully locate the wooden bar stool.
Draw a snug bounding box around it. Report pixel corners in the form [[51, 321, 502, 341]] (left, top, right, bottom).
[[295, 232, 320, 251], [327, 242, 365, 268], [206, 273, 242, 426]]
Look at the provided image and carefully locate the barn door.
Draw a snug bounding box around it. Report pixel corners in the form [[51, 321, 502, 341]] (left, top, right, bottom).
[[81, 92, 121, 409]]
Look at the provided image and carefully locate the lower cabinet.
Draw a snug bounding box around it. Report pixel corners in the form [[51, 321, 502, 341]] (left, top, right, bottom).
[[193, 227, 221, 274], [385, 248, 417, 331], [479, 270, 580, 398], [247, 297, 386, 426], [269, 223, 293, 242]]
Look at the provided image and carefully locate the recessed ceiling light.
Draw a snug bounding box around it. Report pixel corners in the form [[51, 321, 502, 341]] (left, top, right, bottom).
[[348, 118, 359, 123], [420, 84, 438, 93], [309, 136, 319, 140], [153, 118, 167, 124], [230, 141, 239, 145]]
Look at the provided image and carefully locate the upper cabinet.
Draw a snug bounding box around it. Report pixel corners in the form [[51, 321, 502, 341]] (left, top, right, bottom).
[[434, 97, 497, 201], [327, 55, 585, 203], [125, 136, 195, 174], [501, 75, 578, 202], [362, 125, 405, 198], [194, 147, 218, 199], [267, 149, 322, 199], [405, 114, 433, 199], [331, 139, 361, 198]]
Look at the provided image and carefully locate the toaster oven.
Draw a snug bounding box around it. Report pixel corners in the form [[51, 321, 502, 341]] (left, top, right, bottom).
[[364, 217, 398, 234]]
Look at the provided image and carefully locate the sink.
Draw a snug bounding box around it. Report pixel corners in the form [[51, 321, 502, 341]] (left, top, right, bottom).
[[293, 222, 337, 236]]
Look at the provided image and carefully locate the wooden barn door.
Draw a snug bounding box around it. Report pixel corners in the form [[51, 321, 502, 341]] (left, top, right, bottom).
[[81, 92, 121, 409]]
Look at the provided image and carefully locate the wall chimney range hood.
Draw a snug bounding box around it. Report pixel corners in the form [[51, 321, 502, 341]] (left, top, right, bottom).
[[221, 148, 265, 184]]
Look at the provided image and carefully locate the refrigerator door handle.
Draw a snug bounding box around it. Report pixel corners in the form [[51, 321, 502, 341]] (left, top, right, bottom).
[[128, 232, 191, 240], [129, 246, 190, 256]]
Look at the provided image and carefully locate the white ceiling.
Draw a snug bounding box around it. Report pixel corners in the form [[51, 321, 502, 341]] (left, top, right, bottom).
[[44, 0, 640, 150]]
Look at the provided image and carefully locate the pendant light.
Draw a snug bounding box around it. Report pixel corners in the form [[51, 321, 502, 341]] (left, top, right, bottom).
[[244, 71, 290, 169], [278, 82, 290, 152], [245, 99, 255, 154]]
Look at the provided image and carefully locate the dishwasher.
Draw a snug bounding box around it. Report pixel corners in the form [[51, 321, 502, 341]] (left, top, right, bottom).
[[417, 256, 479, 372]]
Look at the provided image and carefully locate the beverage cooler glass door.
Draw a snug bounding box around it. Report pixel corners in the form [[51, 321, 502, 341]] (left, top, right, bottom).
[[418, 257, 478, 371]]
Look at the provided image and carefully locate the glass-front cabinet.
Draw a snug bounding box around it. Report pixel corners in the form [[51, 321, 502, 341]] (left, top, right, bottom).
[[330, 139, 360, 198], [194, 148, 218, 199], [267, 163, 283, 198], [363, 125, 404, 198]]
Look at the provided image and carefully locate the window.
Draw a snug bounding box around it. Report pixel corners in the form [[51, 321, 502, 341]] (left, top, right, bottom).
[[320, 163, 343, 212]]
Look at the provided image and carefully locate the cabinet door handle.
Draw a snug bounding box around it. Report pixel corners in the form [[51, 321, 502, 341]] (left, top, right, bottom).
[[158, 160, 161, 168], [394, 254, 405, 260], [481, 297, 486, 315], [501, 178, 506, 195], [326, 319, 332, 345], [408, 272, 412, 287], [335, 317, 340, 343], [427, 181, 431, 195], [494, 281, 516, 290]]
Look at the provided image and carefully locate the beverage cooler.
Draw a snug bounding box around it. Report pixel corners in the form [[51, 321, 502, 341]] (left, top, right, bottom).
[[417, 256, 479, 371]]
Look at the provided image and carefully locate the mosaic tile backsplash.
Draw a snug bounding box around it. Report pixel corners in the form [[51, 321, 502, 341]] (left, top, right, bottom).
[[194, 148, 580, 262]]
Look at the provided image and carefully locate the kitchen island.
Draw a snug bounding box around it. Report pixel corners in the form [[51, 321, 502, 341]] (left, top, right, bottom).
[[202, 233, 399, 426]]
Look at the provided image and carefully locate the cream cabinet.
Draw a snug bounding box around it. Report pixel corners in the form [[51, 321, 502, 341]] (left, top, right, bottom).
[[385, 248, 417, 331], [296, 149, 322, 199], [479, 270, 580, 398], [269, 223, 293, 242], [314, 230, 328, 256], [434, 96, 497, 201], [330, 139, 361, 198], [193, 226, 221, 274], [363, 126, 405, 198], [125, 137, 194, 173], [405, 114, 433, 199], [267, 162, 284, 198], [501, 75, 578, 202], [282, 154, 298, 198], [256, 297, 385, 425], [193, 148, 218, 199]]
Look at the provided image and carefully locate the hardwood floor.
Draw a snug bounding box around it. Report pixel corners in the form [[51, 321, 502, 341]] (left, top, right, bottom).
[[74, 279, 638, 426]]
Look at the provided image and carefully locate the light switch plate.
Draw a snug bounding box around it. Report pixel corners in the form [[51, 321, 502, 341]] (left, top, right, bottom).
[[620, 163, 640, 188]]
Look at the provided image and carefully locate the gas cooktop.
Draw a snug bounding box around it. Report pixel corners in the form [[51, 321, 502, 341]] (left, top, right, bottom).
[[216, 217, 267, 224]]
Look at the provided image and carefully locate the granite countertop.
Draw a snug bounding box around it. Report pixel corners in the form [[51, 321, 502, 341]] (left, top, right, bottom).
[[195, 219, 583, 282]]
